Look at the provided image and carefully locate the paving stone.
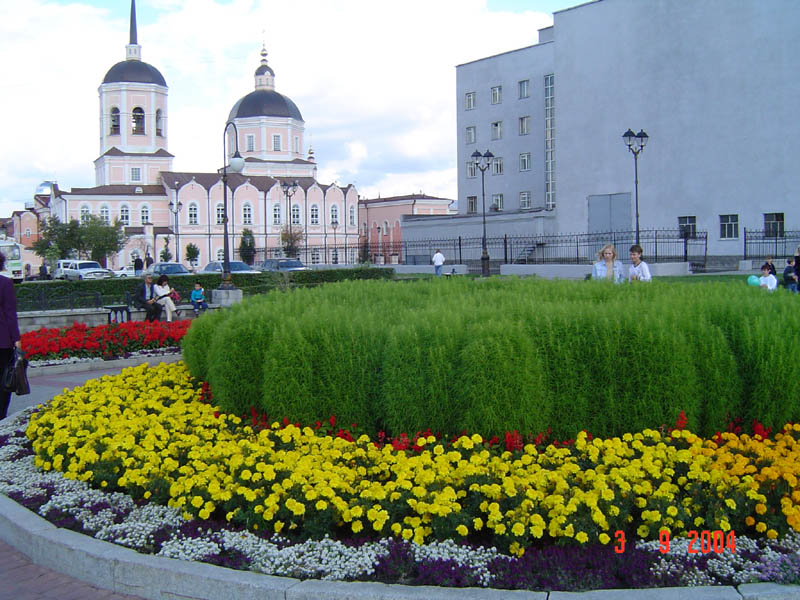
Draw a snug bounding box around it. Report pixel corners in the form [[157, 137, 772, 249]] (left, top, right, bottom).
[[738, 583, 800, 599], [549, 586, 742, 599], [287, 580, 546, 599]]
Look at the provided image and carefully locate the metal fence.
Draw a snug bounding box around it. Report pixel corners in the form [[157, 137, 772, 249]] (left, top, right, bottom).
[[16, 290, 106, 312], [743, 229, 800, 262]]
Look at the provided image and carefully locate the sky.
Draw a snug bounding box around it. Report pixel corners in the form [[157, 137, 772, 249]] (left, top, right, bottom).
[[0, 0, 578, 218]]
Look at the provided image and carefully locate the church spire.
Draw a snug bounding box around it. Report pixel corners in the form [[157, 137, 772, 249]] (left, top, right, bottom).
[[254, 44, 275, 90], [126, 0, 142, 61]]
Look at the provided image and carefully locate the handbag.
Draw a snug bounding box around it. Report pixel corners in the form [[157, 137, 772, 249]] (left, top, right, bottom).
[[169, 289, 181, 302], [1, 349, 27, 395]]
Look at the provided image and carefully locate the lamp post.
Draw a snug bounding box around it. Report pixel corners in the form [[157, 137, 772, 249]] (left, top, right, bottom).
[[220, 121, 245, 289], [622, 128, 649, 246], [471, 149, 494, 277], [375, 225, 381, 263], [282, 180, 299, 257], [167, 181, 183, 263], [331, 219, 339, 264]]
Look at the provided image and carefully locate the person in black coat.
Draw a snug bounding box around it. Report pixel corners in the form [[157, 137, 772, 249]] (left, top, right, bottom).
[[133, 274, 163, 322], [0, 252, 21, 419], [133, 256, 144, 275]]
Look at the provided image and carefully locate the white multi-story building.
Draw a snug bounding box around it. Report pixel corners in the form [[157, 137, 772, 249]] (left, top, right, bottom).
[[408, 0, 800, 260]]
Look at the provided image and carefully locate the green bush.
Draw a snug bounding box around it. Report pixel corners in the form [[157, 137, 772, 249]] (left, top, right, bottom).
[[183, 277, 800, 439]]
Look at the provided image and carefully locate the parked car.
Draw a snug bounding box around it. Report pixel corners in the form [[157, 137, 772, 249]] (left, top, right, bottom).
[[53, 259, 73, 280], [143, 262, 191, 277], [114, 265, 137, 278], [257, 258, 310, 272], [199, 261, 260, 274], [63, 261, 114, 281]]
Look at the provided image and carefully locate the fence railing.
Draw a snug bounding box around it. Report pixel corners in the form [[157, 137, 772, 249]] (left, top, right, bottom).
[[235, 229, 709, 268], [17, 290, 106, 312], [743, 229, 800, 261]]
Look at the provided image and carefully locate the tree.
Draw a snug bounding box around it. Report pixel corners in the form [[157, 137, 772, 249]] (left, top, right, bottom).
[[280, 226, 305, 258], [160, 236, 172, 262], [79, 215, 129, 264], [32, 217, 81, 259], [185, 243, 200, 268], [238, 228, 256, 265]]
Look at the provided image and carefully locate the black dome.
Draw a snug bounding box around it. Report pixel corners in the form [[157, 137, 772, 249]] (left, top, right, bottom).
[[255, 64, 274, 76], [228, 89, 303, 121], [103, 60, 167, 87]]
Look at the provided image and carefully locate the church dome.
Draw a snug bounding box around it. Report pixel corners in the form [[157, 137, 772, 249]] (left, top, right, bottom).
[[103, 60, 167, 87], [228, 89, 303, 121]]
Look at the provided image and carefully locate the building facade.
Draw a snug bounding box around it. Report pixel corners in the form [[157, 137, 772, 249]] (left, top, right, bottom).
[[407, 0, 799, 260], [13, 0, 359, 272]]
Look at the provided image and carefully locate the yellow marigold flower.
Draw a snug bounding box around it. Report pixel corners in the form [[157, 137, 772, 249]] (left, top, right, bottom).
[[745, 516, 755, 526], [191, 495, 204, 508], [598, 533, 611, 545], [767, 529, 778, 539], [666, 506, 678, 517], [576, 531, 589, 544], [694, 517, 704, 527], [511, 522, 525, 537], [401, 528, 413, 540], [755, 503, 767, 515], [637, 525, 650, 538], [274, 521, 284, 533], [391, 523, 402, 535], [473, 517, 484, 531], [756, 522, 767, 533], [239, 469, 252, 481], [495, 523, 507, 535], [456, 525, 469, 536], [725, 499, 736, 510], [351, 520, 363, 533]]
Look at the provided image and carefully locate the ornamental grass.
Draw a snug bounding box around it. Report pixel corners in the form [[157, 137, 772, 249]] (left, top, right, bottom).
[[25, 363, 800, 558]]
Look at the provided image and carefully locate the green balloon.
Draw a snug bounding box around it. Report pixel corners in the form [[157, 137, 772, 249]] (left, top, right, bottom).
[[747, 275, 760, 286]]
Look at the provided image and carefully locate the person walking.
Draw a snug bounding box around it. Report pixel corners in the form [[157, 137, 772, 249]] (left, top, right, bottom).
[[133, 255, 144, 276], [145, 253, 154, 268], [628, 244, 652, 282], [432, 249, 446, 277], [0, 252, 21, 419], [591, 244, 625, 283]]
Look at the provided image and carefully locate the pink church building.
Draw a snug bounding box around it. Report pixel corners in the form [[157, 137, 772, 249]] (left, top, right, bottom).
[[16, 1, 360, 271]]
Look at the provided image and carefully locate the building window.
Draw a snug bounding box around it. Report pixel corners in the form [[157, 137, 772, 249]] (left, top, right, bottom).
[[80, 205, 90, 223], [132, 107, 145, 135], [310, 204, 320, 225], [492, 157, 503, 175], [520, 191, 531, 209], [291, 204, 300, 225], [246, 135, 255, 152], [131, 167, 141, 182], [465, 92, 475, 110], [720, 214, 739, 239], [311, 248, 320, 264], [544, 73, 556, 210], [155, 109, 163, 136], [272, 135, 281, 151], [491, 85, 502, 104], [331, 204, 339, 224], [491, 121, 502, 140], [24, 228, 31, 238], [349, 205, 356, 226], [467, 196, 477, 214], [466, 162, 477, 178], [492, 194, 504, 211], [294, 136, 299, 153], [519, 116, 530, 135], [188, 203, 198, 225], [465, 126, 476, 144], [216, 203, 225, 225], [120, 205, 130, 226], [217, 248, 225, 261], [518, 79, 530, 99], [110, 107, 120, 135], [519, 153, 531, 171], [678, 216, 696, 239], [140, 206, 150, 224], [273, 203, 282, 225], [100, 205, 110, 224], [764, 212, 785, 238], [242, 203, 252, 225]]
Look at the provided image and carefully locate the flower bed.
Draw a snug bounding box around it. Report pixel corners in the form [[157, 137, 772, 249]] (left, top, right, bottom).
[[16, 362, 800, 590], [20, 321, 190, 361]]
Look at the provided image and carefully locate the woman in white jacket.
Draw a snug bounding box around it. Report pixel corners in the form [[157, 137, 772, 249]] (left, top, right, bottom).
[[154, 275, 178, 321]]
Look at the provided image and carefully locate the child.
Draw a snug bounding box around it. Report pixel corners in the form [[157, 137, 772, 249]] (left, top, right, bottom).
[[784, 257, 799, 293], [190, 281, 208, 316], [627, 244, 652, 282], [759, 263, 777, 292], [765, 255, 777, 277]]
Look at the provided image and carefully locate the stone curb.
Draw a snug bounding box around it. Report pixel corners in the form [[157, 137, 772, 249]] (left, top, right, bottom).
[[27, 351, 183, 377], [2, 495, 800, 600]]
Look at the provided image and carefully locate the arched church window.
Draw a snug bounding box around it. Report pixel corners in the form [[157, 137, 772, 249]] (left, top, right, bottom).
[[216, 203, 225, 225], [310, 205, 319, 225], [330, 204, 339, 224], [140, 205, 150, 225], [349, 205, 356, 227], [132, 107, 145, 135], [291, 204, 301, 225], [273, 203, 281, 225], [242, 203, 253, 225], [100, 205, 110, 224], [155, 109, 163, 137], [110, 107, 120, 135], [188, 203, 198, 225], [80, 205, 90, 224], [120, 205, 130, 226]]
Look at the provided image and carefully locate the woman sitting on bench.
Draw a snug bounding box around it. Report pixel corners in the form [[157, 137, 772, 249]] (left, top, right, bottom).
[[154, 275, 179, 322]]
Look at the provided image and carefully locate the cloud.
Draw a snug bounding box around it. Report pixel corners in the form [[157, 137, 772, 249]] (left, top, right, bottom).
[[0, 0, 554, 217]]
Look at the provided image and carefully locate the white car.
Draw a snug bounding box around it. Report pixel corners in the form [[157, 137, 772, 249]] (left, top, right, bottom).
[[63, 260, 114, 281], [114, 265, 136, 278]]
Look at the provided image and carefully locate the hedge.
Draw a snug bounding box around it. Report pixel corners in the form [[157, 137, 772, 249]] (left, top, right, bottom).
[[15, 267, 394, 311], [182, 277, 800, 440]]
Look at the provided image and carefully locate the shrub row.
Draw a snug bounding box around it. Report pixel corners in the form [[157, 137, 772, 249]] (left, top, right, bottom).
[[182, 277, 800, 440], [14, 267, 394, 311]]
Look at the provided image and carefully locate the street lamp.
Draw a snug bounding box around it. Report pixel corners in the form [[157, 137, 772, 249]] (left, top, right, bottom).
[[220, 121, 245, 289], [282, 180, 299, 258], [167, 180, 183, 263], [331, 219, 338, 264], [471, 149, 494, 277], [375, 225, 381, 263], [622, 128, 649, 246]]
